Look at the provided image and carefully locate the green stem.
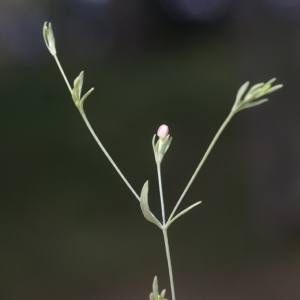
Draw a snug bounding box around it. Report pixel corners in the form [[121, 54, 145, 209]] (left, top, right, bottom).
[[162, 228, 176, 300], [52, 54, 139, 201], [53, 55, 72, 94], [80, 110, 140, 201], [157, 164, 166, 225], [168, 111, 235, 223]]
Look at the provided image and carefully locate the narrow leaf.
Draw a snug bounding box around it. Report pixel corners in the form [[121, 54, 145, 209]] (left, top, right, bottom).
[[167, 201, 202, 228], [265, 77, 276, 86], [78, 71, 84, 97], [233, 81, 249, 108], [73, 75, 80, 96], [149, 293, 155, 300], [43, 22, 48, 47], [80, 87, 94, 105], [248, 82, 264, 94], [43, 22, 56, 55], [47, 23, 56, 53], [152, 276, 159, 299], [240, 98, 269, 110], [140, 182, 162, 229], [264, 84, 283, 95]]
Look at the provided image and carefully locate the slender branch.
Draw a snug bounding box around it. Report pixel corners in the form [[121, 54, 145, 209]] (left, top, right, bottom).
[[53, 55, 72, 94], [51, 52, 139, 201], [157, 164, 166, 225], [80, 110, 140, 201], [168, 111, 235, 222], [162, 229, 176, 300]]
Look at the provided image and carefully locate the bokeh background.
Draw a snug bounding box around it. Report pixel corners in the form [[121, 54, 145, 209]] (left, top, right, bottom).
[[1, 0, 300, 299]]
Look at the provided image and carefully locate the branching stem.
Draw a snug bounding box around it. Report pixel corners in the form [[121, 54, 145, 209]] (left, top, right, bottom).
[[52, 54, 140, 201], [168, 111, 235, 223]]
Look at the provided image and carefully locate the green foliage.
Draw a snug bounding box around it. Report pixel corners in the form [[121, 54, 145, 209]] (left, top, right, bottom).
[[72, 71, 94, 110], [149, 276, 167, 300], [43, 22, 283, 300], [43, 22, 56, 56], [232, 78, 283, 113], [140, 181, 162, 229]]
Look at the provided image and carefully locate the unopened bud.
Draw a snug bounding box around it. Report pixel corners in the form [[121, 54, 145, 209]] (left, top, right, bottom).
[[152, 125, 172, 164], [157, 124, 169, 139]]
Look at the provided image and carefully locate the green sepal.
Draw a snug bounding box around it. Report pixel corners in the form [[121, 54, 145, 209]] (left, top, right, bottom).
[[152, 134, 157, 158], [154, 135, 172, 164], [140, 181, 162, 229]]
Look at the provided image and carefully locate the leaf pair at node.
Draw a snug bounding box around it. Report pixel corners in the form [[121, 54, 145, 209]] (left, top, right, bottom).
[[140, 181, 202, 229], [149, 276, 167, 300], [43, 22, 56, 56], [72, 71, 94, 110]]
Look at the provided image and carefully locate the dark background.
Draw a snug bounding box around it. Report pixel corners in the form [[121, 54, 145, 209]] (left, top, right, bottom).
[[1, 0, 300, 299]]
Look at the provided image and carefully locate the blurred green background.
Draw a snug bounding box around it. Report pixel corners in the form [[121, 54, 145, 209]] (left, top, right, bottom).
[[1, 0, 300, 299]]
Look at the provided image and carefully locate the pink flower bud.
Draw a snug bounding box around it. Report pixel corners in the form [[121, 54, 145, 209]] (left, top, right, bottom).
[[157, 124, 169, 139]]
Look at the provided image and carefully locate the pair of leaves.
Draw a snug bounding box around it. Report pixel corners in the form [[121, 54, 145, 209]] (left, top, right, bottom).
[[72, 71, 94, 110], [43, 22, 56, 56], [140, 181, 201, 229], [149, 276, 167, 300]]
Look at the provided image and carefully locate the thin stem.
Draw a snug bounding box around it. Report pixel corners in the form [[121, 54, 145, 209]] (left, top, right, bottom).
[[52, 53, 139, 201], [80, 110, 140, 201], [53, 55, 72, 94], [168, 111, 235, 222], [162, 229, 176, 300], [157, 164, 166, 225]]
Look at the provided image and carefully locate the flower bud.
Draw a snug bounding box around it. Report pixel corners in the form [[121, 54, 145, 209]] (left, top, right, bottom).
[[157, 124, 169, 139], [152, 125, 172, 164]]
